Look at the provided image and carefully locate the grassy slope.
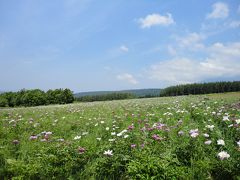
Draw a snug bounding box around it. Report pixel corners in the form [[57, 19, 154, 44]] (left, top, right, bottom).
[[0, 92, 240, 179]]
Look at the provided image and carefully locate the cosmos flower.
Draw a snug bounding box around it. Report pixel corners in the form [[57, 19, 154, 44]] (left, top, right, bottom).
[[178, 131, 184, 136], [128, 125, 134, 131], [123, 135, 129, 138], [108, 139, 115, 142], [104, 150, 113, 156], [78, 147, 86, 154], [82, 132, 88, 136], [237, 140, 240, 147], [223, 115, 230, 121], [29, 135, 38, 140], [189, 129, 199, 138], [204, 140, 212, 145], [74, 136, 81, 140], [217, 139, 225, 146], [235, 119, 240, 124], [106, 127, 110, 131], [206, 125, 214, 131], [203, 133, 209, 138], [12, 140, 20, 145], [152, 134, 163, 141], [131, 144, 136, 148], [218, 151, 230, 160]]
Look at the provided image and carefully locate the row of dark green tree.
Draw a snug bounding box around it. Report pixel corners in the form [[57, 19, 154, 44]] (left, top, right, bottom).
[[160, 81, 240, 97], [0, 89, 74, 107], [75, 92, 136, 102]]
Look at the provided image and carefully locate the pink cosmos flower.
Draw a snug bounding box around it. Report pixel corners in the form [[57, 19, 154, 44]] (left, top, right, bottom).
[[152, 134, 163, 141], [12, 140, 20, 145], [29, 135, 38, 140], [128, 125, 134, 131], [131, 144, 136, 148], [78, 147, 86, 154]]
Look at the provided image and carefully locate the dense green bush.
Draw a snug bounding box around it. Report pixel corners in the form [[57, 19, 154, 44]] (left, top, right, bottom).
[[0, 88, 74, 107]]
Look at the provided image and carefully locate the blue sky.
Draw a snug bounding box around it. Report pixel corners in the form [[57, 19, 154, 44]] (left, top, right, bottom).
[[0, 0, 240, 92]]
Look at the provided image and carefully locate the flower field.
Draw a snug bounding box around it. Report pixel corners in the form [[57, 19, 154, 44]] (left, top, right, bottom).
[[0, 92, 240, 179]]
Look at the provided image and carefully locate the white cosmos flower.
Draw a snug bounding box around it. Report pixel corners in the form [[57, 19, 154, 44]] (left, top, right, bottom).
[[100, 121, 105, 124], [117, 133, 122, 137], [203, 133, 209, 138], [96, 137, 101, 141], [204, 140, 212, 145], [108, 139, 115, 142], [223, 115, 230, 121], [190, 132, 199, 138], [74, 136, 81, 140], [206, 125, 215, 131], [111, 132, 116, 136], [237, 140, 240, 147], [104, 150, 113, 156], [106, 127, 110, 131], [123, 134, 129, 138], [218, 151, 230, 160], [217, 139, 225, 146], [235, 119, 240, 124]]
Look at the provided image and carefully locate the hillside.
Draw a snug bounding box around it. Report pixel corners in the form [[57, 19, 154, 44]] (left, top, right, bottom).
[[74, 88, 161, 98]]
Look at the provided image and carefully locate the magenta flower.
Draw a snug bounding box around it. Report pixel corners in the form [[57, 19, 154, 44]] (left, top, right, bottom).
[[152, 134, 163, 141], [12, 140, 20, 145], [29, 135, 38, 140], [78, 147, 86, 154], [128, 125, 134, 131], [131, 144, 136, 148]]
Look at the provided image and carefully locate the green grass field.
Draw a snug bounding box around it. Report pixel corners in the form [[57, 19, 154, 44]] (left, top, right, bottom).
[[1, 92, 240, 179]]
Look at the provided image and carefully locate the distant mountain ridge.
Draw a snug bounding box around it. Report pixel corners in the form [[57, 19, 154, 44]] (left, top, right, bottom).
[[74, 89, 162, 98]]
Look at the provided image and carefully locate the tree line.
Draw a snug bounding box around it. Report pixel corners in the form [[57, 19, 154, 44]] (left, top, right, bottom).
[[0, 89, 74, 107], [75, 92, 136, 102], [160, 81, 240, 97]]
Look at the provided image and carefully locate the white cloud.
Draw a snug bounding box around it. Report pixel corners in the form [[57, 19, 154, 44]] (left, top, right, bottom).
[[176, 33, 205, 51], [117, 73, 138, 85], [229, 21, 240, 28], [207, 2, 229, 19], [120, 45, 129, 52], [147, 42, 240, 85], [138, 13, 174, 28], [167, 45, 177, 56]]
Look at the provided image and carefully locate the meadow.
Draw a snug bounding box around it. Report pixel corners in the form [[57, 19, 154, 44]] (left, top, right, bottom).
[[0, 92, 240, 179]]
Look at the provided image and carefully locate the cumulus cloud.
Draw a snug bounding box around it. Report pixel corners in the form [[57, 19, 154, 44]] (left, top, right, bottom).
[[120, 45, 129, 52], [147, 42, 240, 85], [138, 13, 174, 28], [167, 45, 177, 56], [117, 73, 138, 85], [207, 2, 229, 19], [176, 33, 205, 51], [229, 21, 240, 28]]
